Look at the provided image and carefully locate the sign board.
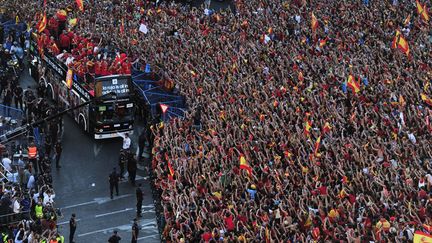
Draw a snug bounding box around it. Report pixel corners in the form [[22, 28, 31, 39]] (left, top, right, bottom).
[[95, 77, 130, 98]]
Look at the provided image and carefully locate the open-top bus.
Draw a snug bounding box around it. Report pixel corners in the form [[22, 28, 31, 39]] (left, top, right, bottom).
[[29, 39, 134, 139]]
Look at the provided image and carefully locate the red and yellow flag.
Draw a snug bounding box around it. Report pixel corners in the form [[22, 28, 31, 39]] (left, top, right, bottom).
[[347, 75, 360, 93], [75, 0, 84, 12], [413, 231, 432, 243], [38, 13, 47, 33], [265, 227, 271, 243], [392, 30, 410, 56], [239, 154, 252, 176], [311, 12, 318, 32], [304, 120, 312, 137], [416, 0, 430, 22], [421, 93, 432, 107], [319, 37, 328, 47], [314, 136, 321, 156], [167, 160, 175, 181]]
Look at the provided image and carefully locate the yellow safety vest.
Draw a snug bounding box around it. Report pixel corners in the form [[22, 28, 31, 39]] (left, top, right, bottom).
[[56, 235, 64, 243], [2, 233, 8, 243], [35, 205, 43, 218]]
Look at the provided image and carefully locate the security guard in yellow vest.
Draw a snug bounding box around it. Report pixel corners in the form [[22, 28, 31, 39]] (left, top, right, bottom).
[[35, 202, 43, 219], [1, 232, 8, 243], [56, 233, 64, 243]]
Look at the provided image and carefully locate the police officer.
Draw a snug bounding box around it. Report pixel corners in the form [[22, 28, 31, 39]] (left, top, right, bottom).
[[118, 150, 128, 179], [69, 213, 77, 243], [131, 218, 139, 243], [127, 154, 137, 186], [135, 185, 143, 217], [13, 84, 23, 110], [108, 230, 121, 243], [54, 140, 62, 168], [109, 168, 120, 199]]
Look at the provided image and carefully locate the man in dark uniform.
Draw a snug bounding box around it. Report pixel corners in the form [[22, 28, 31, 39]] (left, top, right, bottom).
[[54, 140, 62, 168], [131, 218, 139, 243], [118, 150, 128, 179], [69, 213, 77, 243], [109, 167, 120, 199], [136, 185, 143, 217], [127, 154, 137, 186], [13, 84, 23, 110], [108, 230, 121, 243]]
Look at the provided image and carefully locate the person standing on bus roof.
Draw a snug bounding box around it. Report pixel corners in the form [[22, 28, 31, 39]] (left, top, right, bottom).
[[117, 132, 131, 151]]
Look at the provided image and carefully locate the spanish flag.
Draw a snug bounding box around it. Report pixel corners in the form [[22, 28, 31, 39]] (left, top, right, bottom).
[[311, 12, 318, 32], [167, 161, 174, 181], [239, 154, 252, 176], [75, 0, 84, 12], [347, 75, 360, 93], [314, 136, 321, 156], [304, 120, 312, 137], [413, 231, 432, 243], [319, 37, 328, 47], [421, 93, 432, 107], [416, 0, 430, 22], [265, 227, 271, 243], [38, 13, 47, 33], [298, 71, 304, 82], [403, 14, 411, 26], [392, 30, 410, 56]]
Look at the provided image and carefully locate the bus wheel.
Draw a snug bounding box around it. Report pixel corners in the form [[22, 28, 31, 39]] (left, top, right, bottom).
[[78, 115, 87, 132]]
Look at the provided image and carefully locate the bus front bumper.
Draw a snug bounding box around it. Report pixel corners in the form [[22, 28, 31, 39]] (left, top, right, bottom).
[[94, 130, 133, 139]]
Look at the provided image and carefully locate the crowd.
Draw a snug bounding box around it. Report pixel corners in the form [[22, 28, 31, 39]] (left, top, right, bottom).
[[2, 0, 432, 242]]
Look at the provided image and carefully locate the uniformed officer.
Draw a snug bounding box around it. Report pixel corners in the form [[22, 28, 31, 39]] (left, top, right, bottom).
[[109, 168, 120, 199], [131, 218, 139, 243]]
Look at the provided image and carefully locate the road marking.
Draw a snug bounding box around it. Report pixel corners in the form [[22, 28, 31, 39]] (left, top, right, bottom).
[[57, 219, 81, 226], [119, 175, 148, 184], [78, 218, 157, 237], [93, 143, 102, 157], [62, 194, 132, 209], [95, 208, 134, 218], [137, 234, 159, 241], [62, 201, 96, 209]]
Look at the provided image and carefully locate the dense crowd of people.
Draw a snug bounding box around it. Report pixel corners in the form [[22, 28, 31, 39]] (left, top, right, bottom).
[[1, 0, 432, 242]]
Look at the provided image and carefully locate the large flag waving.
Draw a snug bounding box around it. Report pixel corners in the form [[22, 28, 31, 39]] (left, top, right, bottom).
[[38, 13, 47, 33], [314, 136, 321, 156], [391, 30, 410, 56], [416, 0, 430, 22], [311, 12, 318, 32], [347, 75, 360, 93], [413, 231, 432, 243], [421, 93, 432, 107], [239, 154, 252, 176], [76, 0, 84, 12]]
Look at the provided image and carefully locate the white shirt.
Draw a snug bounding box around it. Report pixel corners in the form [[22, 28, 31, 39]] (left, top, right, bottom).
[[27, 175, 35, 189], [408, 133, 416, 144], [43, 192, 55, 206], [13, 199, 20, 213], [118, 133, 131, 149], [2, 157, 12, 171]]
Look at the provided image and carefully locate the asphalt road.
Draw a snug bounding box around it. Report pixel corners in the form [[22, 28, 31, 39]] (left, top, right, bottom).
[[17, 63, 159, 242], [51, 117, 159, 243]]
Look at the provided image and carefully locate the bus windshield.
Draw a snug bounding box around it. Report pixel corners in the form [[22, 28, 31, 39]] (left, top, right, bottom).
[[95, 102, 133, 123]]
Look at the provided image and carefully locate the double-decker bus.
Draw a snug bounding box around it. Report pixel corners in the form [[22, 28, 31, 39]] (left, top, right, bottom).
[[29, 39, 134, 139]]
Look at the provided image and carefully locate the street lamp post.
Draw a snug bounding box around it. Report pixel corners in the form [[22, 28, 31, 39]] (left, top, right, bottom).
[[0, 92, 117, 144]]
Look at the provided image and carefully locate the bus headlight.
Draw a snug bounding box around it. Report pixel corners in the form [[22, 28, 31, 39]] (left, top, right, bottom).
[[99, 129, 103, 132], [129, 125, 132, 129]]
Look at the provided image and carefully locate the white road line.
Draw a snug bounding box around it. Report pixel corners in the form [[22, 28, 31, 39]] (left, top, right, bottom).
[[78, 219, 158, 237], [62, 201, 95, 209], [137, 234, 159, 241], [57, 219, 81, 225], [95, 208, 134, 218], [62, 194, 133, 209]]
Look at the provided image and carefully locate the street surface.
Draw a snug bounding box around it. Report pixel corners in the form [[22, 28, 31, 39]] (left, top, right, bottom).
[[52, 117, 159, 243], [19, 66, 159, 242]]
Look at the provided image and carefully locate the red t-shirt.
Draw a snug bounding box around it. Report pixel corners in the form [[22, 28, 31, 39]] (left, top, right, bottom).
[[201, 232, 212, 242], [224, 215, 235, 231], [59, 34, 70, 48]]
